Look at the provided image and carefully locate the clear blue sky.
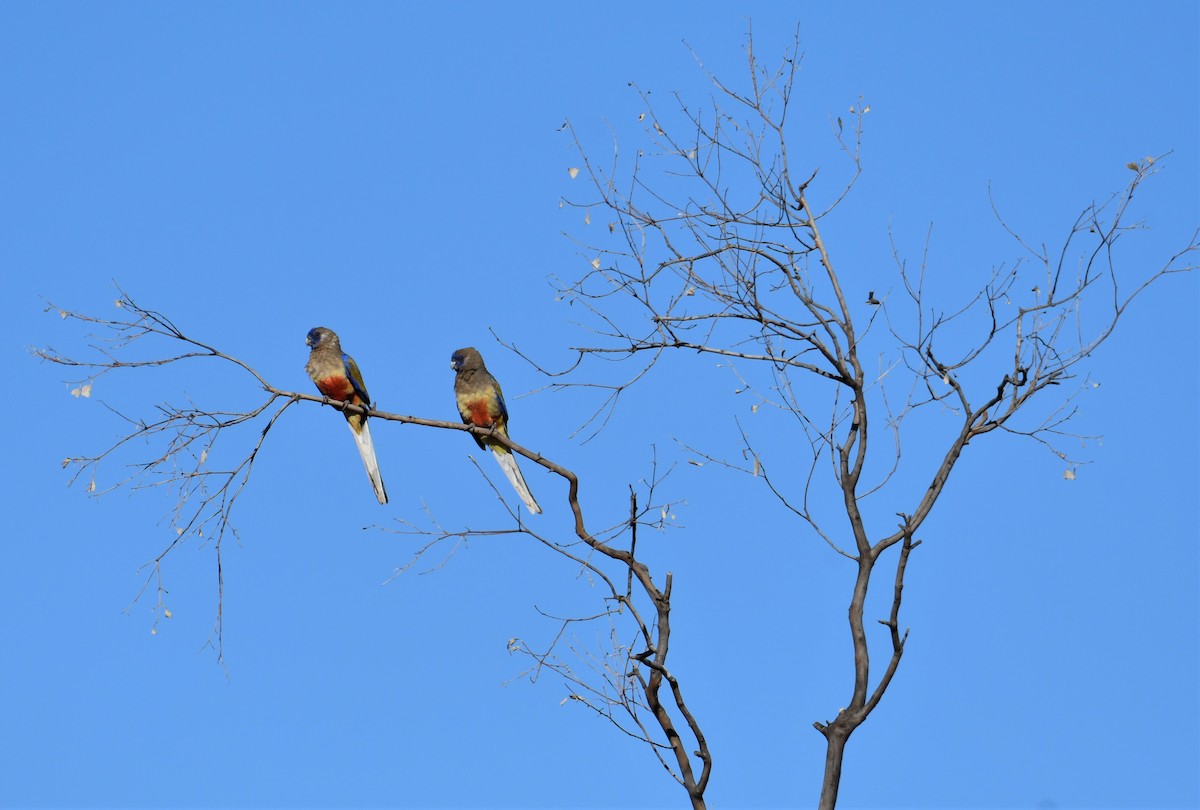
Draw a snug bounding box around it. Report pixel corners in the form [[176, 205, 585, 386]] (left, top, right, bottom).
[[4, 3, 1197, 809]]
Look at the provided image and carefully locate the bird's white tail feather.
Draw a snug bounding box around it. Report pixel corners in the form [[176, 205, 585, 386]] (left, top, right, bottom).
[[349, 419, 388, 505], [492, 448, 541, 514]]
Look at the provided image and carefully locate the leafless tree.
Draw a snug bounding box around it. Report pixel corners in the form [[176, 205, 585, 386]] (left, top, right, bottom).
[[34, 291, 712, 808], [544, 31, 1197, 810], [33, 30, 1196, 810]]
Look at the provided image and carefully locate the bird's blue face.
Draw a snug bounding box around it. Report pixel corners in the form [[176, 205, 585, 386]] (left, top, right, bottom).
[[306, 328, 323, 348], [450, 351, 464, 372]]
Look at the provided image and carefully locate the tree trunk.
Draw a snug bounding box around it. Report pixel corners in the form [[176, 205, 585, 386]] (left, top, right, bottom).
[[818, 729, 850, 810]]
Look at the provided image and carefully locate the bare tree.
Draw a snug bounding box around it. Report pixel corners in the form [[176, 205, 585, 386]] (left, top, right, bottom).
[[33, 31, 1196, 810], [547, 31, 1197, 810], [34, 291, 712, 808]]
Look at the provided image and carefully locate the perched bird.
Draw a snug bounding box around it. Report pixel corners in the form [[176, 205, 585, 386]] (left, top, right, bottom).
[[451, 347, 541, 514], [305, 327, 388, 505]]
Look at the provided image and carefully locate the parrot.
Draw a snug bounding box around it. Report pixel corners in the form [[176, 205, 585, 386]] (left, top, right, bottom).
[[451, 347, 541, 514], [305, 326, 388, 505]]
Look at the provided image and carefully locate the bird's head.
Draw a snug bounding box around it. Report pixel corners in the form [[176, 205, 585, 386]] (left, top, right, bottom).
[[451, 347, 481, 373], [306, 327, 333, 349]]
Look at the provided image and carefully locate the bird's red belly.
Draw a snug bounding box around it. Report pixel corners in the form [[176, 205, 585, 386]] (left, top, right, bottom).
[[467, 400, 494, 427], [316, 376, 356, 402]]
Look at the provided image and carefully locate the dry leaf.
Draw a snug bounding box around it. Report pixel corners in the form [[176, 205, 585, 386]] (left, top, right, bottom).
[[1063, 469, 1076, 481], [164, 609, 173, 619], [591, 257, 601, 269], [584, 212, 590, 225], [70, 384, 92, 398], [567, 167, 579, 179]]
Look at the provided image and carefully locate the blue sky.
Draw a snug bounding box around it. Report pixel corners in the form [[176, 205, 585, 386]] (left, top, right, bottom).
[[4, 3, 1197, 809]]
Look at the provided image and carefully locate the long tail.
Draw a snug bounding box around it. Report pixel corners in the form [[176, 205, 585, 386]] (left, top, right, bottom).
[[348, 418, 388, 505], [491, 447, 541, 514]]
